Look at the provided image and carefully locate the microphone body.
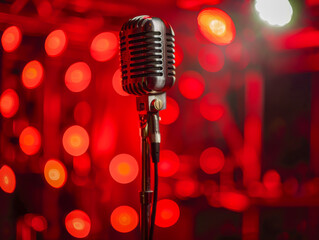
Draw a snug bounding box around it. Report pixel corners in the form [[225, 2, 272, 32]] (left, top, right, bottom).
[[119, 15, 175, 96]]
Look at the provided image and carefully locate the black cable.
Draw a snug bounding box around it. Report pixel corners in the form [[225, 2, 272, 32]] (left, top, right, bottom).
[[149, 142, 160, 240]]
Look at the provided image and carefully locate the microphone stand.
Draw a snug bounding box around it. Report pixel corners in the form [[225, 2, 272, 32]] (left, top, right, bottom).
[[137, 93, 166, 240]]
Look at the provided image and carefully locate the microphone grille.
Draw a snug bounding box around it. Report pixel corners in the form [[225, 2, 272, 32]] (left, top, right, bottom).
[[119, 16, 175, 95]]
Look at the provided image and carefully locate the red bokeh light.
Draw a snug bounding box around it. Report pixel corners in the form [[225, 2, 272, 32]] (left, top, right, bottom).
[[220, 192, 250, 212], [45, 29, 67, 57], [90, 32, 118, 62], [175, 179, 197, 198], [159, 150, 180, 177], [65, 62, 91, 92], [0, 89, 19, 118], [109, 154, 139, 184], [74, 101, 91, 126], [159, 97, 180, 125], [1, 26, 22, 52], [73, 153, 91, 176], [155, 199, 180, 228], [198, 8, 236, 45], [31, 216, 47, 232], [63, 125, 89, 156], [200, 147, 225, 174], [112, 68, 129, 96], [65, 210, 91, 238], [110, 206, 139, 233], [44, 159, 67, 188], [175, 43, 184, 67], [198, 45, 224, 72], [22, 60, 44, 89], [178, 71, 205, 99], [263, 170, 281, 191], [199, 93, 225, 121], [0, 165, 16, 193], [177, 0, 221, 10], [19, 126, 41, 155]]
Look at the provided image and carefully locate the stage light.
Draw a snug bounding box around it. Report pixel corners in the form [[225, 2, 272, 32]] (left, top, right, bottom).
[[74, 101, 91, 126], [110, 206, 139, 233], [63, 125, 89, 156], [178, 71, 205, 100], [158, 150, 180, 177], [22, 60, 44, 89], [73, 153, 91, 176], [45, 29, 67, 57], [109, 154, 138, 184], [19, 126, 41, 155], [44, 159, 67, 188], [200, 147, 225, 174], [255, 0, 293, 27], [0, 165, 16, 193], [199, 93, 225, 121], [0, 89, 19, 118], [65, 62, 91, 92], [159, 97, 180, 125], [65, 210, 91, 238], [198, 45, 224, 72], [1, 26, 22, 52], [155, 199, 180, 228], [90, 32, 118, 62], [198, 8, 235, 45], [112, 69, 129, 96], [175, 179, 197, 198]]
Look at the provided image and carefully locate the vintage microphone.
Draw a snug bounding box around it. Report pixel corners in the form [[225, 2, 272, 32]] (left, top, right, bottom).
[[119, 15, 175, 240]]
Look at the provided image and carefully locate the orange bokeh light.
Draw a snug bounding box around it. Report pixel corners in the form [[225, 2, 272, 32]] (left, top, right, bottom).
[[158, 150, 180, 177], [110, 206, 139, 233], [1, 26, 22, 52], [22, 60, 44, 89], [200, 147, 225, 174], [109, 154, 139, 184], [159, 97, 180, 125], [45, 29, 67, 57], [65, 62, 91, 92], [90, 32, 118, 62], [0, 165, 16, 193], [63, 125, 89, 156], [65, 210, 91, 238], [44, 159, 67, 188], [155, 199, 180, 228], [0, 89, 19, 118], [198, 8, 236, 45], [19, 126, 41, 155], [112, 69, 129, 96]]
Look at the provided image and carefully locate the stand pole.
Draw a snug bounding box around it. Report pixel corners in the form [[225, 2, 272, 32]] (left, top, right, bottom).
[[139, 114, 153, 240]]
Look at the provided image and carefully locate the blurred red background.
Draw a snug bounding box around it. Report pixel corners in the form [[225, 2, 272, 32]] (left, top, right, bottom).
[[1, 0, 319, 239]]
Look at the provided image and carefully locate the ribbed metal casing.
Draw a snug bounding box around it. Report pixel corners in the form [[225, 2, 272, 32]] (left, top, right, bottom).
[[119, 15, 175, 95]]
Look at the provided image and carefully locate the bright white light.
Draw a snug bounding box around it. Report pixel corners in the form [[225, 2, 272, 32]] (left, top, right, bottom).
[[255, 0, 293, 27]]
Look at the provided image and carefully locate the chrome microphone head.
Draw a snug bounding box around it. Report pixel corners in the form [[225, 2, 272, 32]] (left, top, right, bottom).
[[119, 15, 176, 96]]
